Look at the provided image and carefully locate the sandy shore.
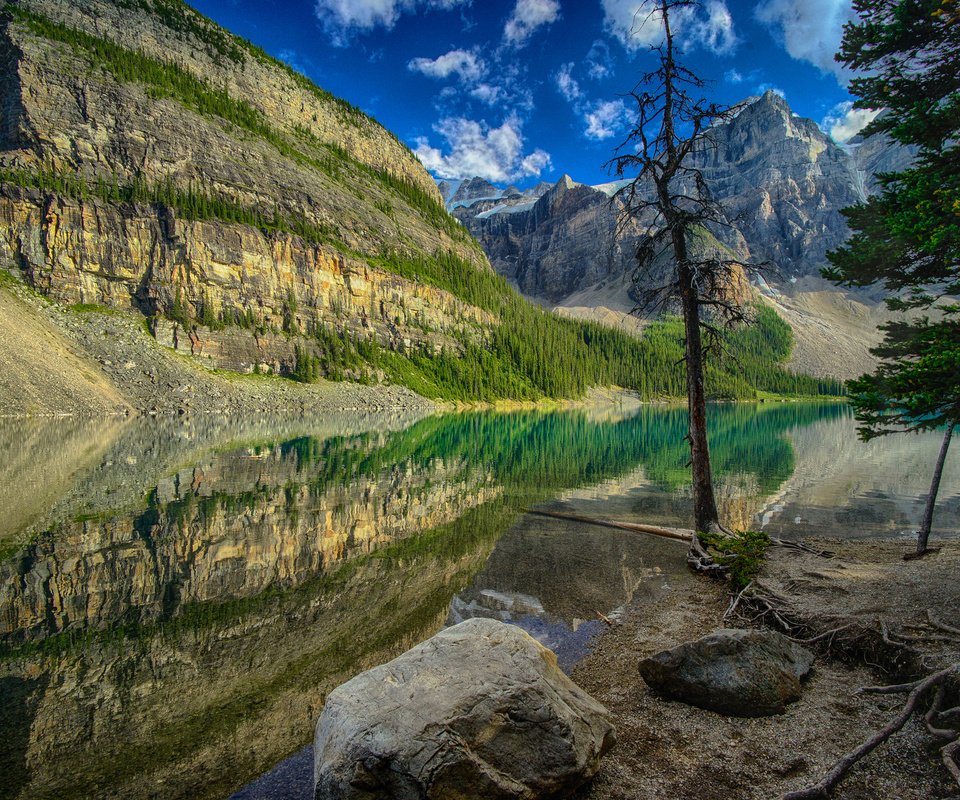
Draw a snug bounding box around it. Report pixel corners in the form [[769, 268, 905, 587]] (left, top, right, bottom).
[[572, 538, 960, 800]]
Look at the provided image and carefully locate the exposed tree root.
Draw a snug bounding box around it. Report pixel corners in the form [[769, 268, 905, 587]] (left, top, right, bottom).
[[725, 583, 922, 679], [928, 610, 960, 638], [768, 538, 835, 558], [943, 738, 960, 785], [904, 546, 941, 561], [783, 665, 960, 799], [687, 529, 730, 578]]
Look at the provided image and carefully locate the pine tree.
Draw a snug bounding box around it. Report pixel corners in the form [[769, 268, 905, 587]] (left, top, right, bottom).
[[824, 0, 959, 557]]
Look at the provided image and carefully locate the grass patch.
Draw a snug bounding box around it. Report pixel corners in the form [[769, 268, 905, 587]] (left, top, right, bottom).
[[699, 529, 772, 591]]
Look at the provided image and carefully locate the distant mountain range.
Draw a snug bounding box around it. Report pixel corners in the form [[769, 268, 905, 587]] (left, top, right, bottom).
[[443, 91, 913, 305]]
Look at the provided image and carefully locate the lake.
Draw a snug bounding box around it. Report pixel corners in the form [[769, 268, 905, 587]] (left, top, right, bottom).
[[1, 401, 957, 800]]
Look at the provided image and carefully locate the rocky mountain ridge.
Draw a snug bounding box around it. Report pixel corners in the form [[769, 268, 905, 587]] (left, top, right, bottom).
[[451, 91, 913, 305], [0, 0, 845, 409]]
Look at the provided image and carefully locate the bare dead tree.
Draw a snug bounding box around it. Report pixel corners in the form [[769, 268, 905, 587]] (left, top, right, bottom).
[[609, 0, 764, 569]]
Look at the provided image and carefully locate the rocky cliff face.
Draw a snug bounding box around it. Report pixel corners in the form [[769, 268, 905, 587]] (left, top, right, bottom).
[[454, 91, 912, 305], [0, 0, 491, 378]]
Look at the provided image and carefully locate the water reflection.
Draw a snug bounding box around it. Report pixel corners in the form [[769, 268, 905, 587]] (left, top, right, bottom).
[[0, 401, 957, 800]]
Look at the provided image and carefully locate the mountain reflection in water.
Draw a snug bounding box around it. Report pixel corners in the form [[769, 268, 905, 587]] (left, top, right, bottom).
[[1, 401, 957, 800]]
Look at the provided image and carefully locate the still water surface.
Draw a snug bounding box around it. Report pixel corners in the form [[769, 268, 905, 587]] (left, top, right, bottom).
[[0, 402, 957, 800]]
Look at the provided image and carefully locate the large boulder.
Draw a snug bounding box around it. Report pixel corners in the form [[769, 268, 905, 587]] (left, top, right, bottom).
[[638, 628, 814, 717], [314, 618, 616, 799]]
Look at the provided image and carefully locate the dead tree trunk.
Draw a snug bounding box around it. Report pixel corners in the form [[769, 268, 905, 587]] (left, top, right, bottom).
[[678, 259, 719, 533]]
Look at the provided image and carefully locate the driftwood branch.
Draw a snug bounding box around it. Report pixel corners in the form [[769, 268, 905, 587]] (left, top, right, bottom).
[[783, 665, 960, 800], [595, 609, 614, 626], [522, 508, 692, 542], [522, 510, 833, 559]]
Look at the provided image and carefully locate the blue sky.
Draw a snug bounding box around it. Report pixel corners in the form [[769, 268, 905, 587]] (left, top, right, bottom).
[[191, 0, 874, 188]]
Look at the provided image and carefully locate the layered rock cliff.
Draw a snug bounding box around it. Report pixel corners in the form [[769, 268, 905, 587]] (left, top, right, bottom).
[[0, 0, 494, 384]]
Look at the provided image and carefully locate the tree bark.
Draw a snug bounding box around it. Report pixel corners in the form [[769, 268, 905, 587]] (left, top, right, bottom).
[[916, 420, 955, 555], [678, 259, 719, 533]]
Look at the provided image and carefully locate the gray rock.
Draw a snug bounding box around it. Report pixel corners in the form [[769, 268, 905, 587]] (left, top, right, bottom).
[[638, 628, 814, 717], [314, 618, 616, 799], [455, 91, 913, 304]]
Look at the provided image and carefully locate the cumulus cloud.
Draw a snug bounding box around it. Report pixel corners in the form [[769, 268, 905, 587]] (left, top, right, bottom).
[[554, 63, 627, 141], [469, 83, 506, 105], [724, 68, 743, 83], [555, 62, 583, 102], [821, 100, 880, 142], [754, 0, 853, 84], [315, 0, 470, 45], [504, 0, 561, 47], [413, 115, 552, 182], [585, 99, 627, 140], [601, 0, 738, 55], [690, 0, 738, 53], [408, 49, 485, 82]]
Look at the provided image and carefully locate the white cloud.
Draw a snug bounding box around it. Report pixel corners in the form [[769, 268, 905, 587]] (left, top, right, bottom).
[[724, 68, 743, 83], [555, 62, 583, 102], [278, 49, 308, 75], [554, 63, 627, 141], [689, 0, 737, 54], [601, 0, 738, 55], [754, 0, 853, 84], [470, 83, 505, 105], [408, 49, 485, 82], [413, 115, 552, 182], [586, 39, 614, 79], [821, 100, 880, 142], [584, 99, 627, 140], [315, 0, 470, 45], [504, 0, 561, 47]]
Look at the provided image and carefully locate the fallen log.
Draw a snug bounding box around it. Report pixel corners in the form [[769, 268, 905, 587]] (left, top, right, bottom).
[[522, 508, 692, 542], [522, 509, 834, 558]]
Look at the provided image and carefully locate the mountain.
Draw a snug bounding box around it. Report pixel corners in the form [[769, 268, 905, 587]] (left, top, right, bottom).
[[449, 176, 500, 205], [0, 0, 832, 410], [0, 0, 484, 385], [449, 91, 914, 378], [455, 91, 914, 302]]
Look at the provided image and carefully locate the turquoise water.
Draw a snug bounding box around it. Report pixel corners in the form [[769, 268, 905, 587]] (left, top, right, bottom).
[[0, 402, 956, 799]]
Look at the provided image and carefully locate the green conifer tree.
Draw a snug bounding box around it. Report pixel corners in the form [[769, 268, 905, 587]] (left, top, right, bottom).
[[825, 0, 959, 557]]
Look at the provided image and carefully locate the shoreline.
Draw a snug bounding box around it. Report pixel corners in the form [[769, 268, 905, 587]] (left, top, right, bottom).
[[2, 278, 841, 420], [571, 537, 960, 799]]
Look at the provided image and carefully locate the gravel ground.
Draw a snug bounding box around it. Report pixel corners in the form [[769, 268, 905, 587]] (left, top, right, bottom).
[[0, 279, 435, 418], [572, 539, 960, 800]]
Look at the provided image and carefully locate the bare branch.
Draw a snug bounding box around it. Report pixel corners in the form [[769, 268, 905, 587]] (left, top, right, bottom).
[[783, 665, 960, 800]]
